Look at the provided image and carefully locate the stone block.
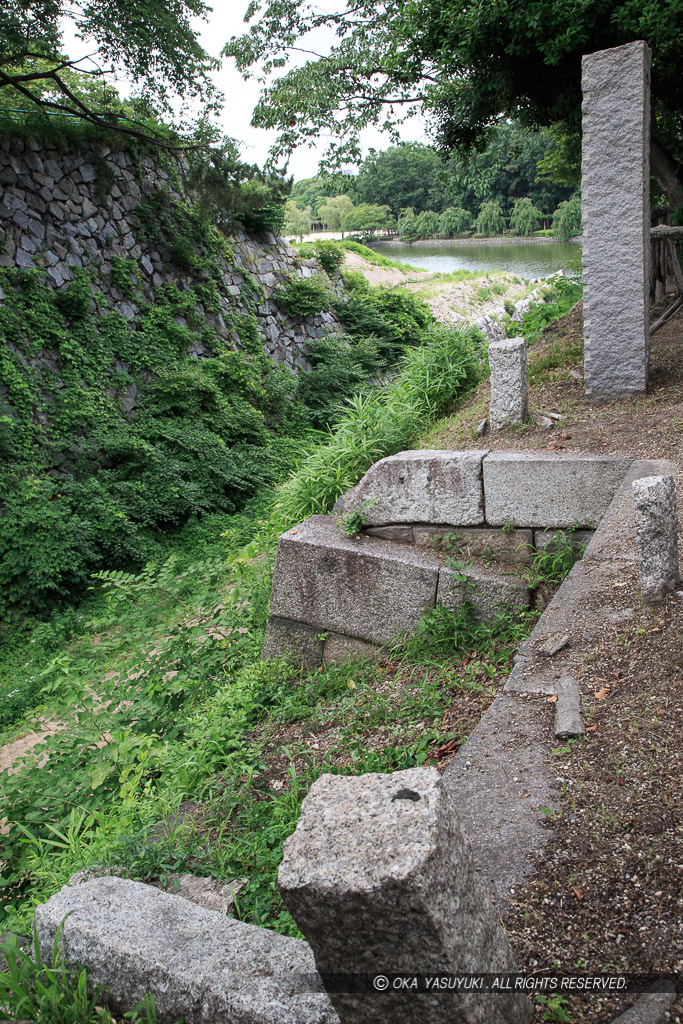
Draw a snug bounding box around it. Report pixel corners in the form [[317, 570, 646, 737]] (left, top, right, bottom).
[[269, 516, 439, 646], [582, 42, 651, 401], [278, 769, 530, 1024], [584, 459, 676, 562], [323, 633, 383, 664], [632, 475, 680, 606], [262, 615, 324, 667], [438, 565, 530, 623], [483, 452, 629, 527], [489, 337, 528, 429], [364, 525, 414, 543], [415, 525, 534, 565], [336, 450, 487, 527], [35, 877, 337, 1024]]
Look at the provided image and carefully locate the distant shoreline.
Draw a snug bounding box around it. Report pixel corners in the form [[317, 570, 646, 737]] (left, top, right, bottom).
[[372, 235, 582, 248]]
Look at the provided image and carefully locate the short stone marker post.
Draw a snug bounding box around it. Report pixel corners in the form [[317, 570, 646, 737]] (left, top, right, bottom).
[[488, 337, 528, 430], [278, 768, 531, 1024], [582, 41, 651, 401], [632, 475, 680, 606]]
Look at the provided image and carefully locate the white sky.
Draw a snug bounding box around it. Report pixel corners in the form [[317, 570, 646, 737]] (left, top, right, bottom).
[[64, 1, 428, 181]]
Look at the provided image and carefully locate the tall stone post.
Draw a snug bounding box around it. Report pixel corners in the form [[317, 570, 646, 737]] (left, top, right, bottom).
[[632, 475, 680, 605], [582, 41, 651, 402], [489, 336, 528, 430], [278, 768, 531, 1024]]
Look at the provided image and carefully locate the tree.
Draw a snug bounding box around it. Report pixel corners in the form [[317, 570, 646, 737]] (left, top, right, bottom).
[[552, 194, 582, 240], [341, 204, 395, 236], [224, 0, 683, 202], [414, 210, 439, 238], [398, 208, 418, 238], [318, 195, 355, 233], [438, 207, 472, 236], [355, 143, 447, 215], [509, 198, 543, 236], [284, 200, 312, 240], [291, 175, 348, 216], [475, 200, 506, 236], [0, 0, 220, 144]]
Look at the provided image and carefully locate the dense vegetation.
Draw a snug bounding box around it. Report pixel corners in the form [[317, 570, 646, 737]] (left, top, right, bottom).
[[0, 271, 581, 956], [288, 132, 579, 241]]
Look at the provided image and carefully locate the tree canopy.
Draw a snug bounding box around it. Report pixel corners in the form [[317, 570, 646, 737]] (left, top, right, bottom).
[[0, 0, 220, 142], [225, 0, 683, 199]]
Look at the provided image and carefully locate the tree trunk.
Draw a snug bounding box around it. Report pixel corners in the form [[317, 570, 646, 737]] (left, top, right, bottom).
[[650, 140, 683, 207]]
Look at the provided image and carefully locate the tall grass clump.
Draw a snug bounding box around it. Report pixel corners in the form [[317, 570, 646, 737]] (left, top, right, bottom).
[[273, 323, 483, 527]]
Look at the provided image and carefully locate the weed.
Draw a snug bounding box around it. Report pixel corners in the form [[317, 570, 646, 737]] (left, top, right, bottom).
[[502, 519, 516, 535], [0, 926, 166, 1023], [340, 500, 376, 537], [521, 531, 585, 588]]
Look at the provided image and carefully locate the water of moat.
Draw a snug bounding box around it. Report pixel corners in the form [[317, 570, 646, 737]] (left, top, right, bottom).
[[373, 238, 582, 279]]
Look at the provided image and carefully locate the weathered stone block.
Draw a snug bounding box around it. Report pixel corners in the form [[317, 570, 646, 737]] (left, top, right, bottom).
[[364, 525, 414, 543], [438, 565, 530, 623], [268, 516, 439, 646], [582, 41, 651, 401], [489, 337, 528, 430], [279, 769, 530, 1024], [415, 525, 534, 564], [323, 633, 383, 664], [262, 616, 324, 667], [336, 450, 487, 527], [632, 475, 680, 606], [483, 452, 629, 527], [35, 877, 337, 1024]]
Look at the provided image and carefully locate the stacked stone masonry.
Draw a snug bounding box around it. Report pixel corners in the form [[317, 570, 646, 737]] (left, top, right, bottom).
[[262, 450, 642, 666], [0, 135, 343, 390]]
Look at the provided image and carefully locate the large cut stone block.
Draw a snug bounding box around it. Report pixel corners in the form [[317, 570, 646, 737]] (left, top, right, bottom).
[[582, 41, 651, 401], [279, 769, 531, 1024], [489, 337, 528, 430], [483, 452, 630, 527], [632, 475, 680, 606], [35, 877, 337, 1024], [268, 515, 439, 646], [262, 616, 324, 667], [438, 565, 530, 623], [414, 525, 534, 565], [336, 450, 488, 526], [323, 633, 383, 664]]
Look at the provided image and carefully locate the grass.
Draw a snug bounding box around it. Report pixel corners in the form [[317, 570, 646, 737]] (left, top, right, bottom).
[[337, 239, 423, 274], [0, 267, 584, 1022]]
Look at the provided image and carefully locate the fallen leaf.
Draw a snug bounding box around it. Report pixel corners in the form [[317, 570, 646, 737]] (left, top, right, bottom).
[[289, 529, 298, 535], [572, 887, 584, 900], [547, 694, 558, 703], [347, 679, 356, 689], [617, 776, 625, 786], [586, 724, 598, 732], [594, 686, 611, 699]]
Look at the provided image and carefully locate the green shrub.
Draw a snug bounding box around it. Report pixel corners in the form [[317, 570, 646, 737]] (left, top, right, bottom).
[[274, 275, 332, 317], [335, 285, 434, 362], [297, 240, 345, 275], [297, 335, 383, 428]]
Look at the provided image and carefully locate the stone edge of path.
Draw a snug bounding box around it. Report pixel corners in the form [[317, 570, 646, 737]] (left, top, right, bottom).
[[442, 458, 676, 908]]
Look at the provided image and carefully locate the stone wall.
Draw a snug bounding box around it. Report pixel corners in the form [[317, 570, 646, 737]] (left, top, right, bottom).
[[261, 450, 637, 666], [0, 134, 343, 375]]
